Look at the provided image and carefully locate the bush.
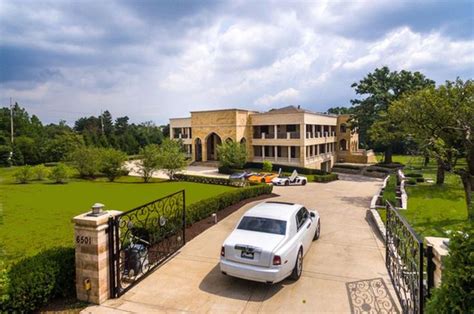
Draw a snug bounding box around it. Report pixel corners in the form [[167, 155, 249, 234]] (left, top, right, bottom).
[[32, 164, 49, 180], [374, 162, 404, 169], [157, 139, 187, 179], [69, 147, 101, 178], [13, 166, 32, 184], [100, 148, 127, 182], [218, 165, 235, 174], [49, 163, 72, 183], [406, 178, 417, 185], [1, 247, 75, 312], [262, 161, 273, 172], [332, 164, 362, 170], [217, 140, 247, 169], [426, 226, 474, 313], [313, 173, 338, 182], [185, 184, 273, 225]]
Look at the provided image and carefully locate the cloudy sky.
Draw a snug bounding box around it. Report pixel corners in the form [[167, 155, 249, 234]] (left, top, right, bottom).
[[0, 0, 473, 125]]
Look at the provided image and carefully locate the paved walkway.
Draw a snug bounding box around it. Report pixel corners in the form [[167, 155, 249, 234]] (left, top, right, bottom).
[[84, 174, 399, 313]]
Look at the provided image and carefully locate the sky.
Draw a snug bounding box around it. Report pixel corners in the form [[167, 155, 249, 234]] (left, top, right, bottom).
[[0, 0, 473, 125]]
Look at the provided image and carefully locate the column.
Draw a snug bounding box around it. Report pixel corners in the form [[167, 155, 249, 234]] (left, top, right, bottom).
[[287, 146, 291, 163], [262, 145, 265, 160], [274, 146, 278, 162], [73, 204, 122, 304], [274, 125, 277, 139]]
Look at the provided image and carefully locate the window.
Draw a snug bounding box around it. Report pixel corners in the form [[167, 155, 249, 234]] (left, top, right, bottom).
[[295, 207, 309, 231], [238, 216, 287, 235], [287, 124, 297, 132]]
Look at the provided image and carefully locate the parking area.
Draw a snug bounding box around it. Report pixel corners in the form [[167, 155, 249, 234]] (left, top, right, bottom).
[[84, 174, 399, 313]]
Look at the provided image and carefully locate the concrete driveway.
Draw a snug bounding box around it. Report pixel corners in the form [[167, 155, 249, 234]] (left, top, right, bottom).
[[84, 174, 399, 313]]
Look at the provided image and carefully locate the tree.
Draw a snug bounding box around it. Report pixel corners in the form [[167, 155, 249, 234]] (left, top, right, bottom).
[[157, 139, 187, 179], [217, 140, 247, 169], [262, 160, 273, 172], [69, 147, 102, 178], [350, 66, 435, 163], [100, 148, 127, 182], [137, 144, 160, 182], [390, 79, 474, 220], [326, 106, 354, 115]]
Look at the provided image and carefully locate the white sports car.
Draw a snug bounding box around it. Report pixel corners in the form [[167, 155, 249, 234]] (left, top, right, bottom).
[[271, 170, 308, 186], [220, 201, 320, 284]]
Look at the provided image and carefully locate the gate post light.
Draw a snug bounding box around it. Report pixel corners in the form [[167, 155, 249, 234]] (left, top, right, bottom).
[[88, 203, 106, 217]]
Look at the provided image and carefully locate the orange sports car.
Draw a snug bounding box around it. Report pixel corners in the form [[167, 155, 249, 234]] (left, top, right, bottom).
[[247, 173, 278, 184]]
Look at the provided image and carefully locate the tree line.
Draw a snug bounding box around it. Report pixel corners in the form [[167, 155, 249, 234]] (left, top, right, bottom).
[[0, 105, 169, 166]]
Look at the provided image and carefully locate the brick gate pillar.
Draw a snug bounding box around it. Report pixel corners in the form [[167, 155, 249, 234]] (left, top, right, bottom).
[[73, 204, 121, 304]]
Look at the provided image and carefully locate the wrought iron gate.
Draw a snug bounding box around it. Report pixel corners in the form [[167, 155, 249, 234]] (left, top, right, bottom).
[[108, 190, 186, 297], [385, 202, 434, 314]]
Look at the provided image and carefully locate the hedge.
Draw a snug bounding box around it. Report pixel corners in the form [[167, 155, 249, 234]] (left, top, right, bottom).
[[374, 162, 404, 169], [242, 162, 328, 175], [0, 247, 75, 312], [313, 173, 338, 183], [332, 164, 362, 170], [174, 173, 246, 187], [405, 172, 423, 178], [185, 183, 273, 225]]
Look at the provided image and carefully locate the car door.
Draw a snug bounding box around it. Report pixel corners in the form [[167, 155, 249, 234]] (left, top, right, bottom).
[[295, 207, 312, 255]]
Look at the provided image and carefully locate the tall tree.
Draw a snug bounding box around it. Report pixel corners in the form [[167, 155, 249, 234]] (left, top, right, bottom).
[[350, 66, 435, 163]]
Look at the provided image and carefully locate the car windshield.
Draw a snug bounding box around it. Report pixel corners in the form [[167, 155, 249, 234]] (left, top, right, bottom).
[[237, 216, 286, 235]]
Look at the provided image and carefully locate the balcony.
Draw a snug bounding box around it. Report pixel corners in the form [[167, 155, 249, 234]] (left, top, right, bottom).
[[276, 132, 300, 139], [252, 156, 300, 165]]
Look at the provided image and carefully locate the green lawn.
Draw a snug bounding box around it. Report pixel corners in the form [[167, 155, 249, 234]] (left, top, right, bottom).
[[0, 167, 233, 263], [376, 155, 468, 238]]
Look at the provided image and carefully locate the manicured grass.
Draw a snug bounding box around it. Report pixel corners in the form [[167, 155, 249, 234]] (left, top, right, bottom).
[[375, 155, 468, 238], [0, 167, 233, 263]]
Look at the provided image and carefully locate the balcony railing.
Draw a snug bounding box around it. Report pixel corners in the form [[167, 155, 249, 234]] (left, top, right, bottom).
[[252, 156, 300, 164]]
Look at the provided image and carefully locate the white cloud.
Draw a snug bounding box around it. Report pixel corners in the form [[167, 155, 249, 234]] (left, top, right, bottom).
[[254, 88, 300, 106]]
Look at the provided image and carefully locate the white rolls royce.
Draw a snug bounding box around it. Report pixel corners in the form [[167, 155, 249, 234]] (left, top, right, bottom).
[[220, 201, 320, 284]]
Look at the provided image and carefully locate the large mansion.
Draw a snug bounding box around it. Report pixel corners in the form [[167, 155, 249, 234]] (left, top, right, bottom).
[[169, 106, 376, 171]]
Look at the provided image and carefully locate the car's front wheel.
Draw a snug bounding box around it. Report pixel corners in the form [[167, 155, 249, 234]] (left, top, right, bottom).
[[285, 180, 289, 186], [290, 248, 303, 281]]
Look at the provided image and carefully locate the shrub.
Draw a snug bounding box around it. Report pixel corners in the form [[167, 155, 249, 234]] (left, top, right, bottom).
[[313, 173, 338, 182], [332, 164, 362, 170], [32, 164, 49, 180], [100, 148, 127, 182], [49, 163, 72, 183], [426, 226, 474, 313], [416, 177, 424, 183], [218, 165, 235, 174], [406, 178, 417, 185], [375, 162, 404, 169], [137, 144, 160, 183], [1, 247, 75, 312], [262, 160, 273, 172], [13, 166, 32, 184], [69, 147, 101, 178], [217, 140, 247, 169], [185, 184, 273, 225]]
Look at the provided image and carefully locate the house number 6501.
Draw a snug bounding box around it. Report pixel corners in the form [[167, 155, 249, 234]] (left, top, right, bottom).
[[76, 235, 91, 245]]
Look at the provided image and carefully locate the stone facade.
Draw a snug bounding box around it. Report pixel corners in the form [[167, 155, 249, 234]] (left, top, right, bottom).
[[169, 106, 376, 170]]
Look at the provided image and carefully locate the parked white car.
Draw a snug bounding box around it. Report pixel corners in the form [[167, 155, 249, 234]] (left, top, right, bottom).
[[271, 170, 308, 186], [220, 201, 320, 284]]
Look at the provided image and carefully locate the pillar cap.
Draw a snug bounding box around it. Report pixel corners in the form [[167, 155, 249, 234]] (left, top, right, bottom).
[[73, 210, 122, 226]]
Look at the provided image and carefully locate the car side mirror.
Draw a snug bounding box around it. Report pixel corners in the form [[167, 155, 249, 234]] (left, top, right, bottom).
[[310, 212, 316, 218]]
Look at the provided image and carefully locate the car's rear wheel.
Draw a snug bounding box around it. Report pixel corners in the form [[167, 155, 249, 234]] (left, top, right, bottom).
[[285, 180, 289, 186], [313, 219, 320, 240], [290, 248, 303, 280], [302, 180, 307, 186]]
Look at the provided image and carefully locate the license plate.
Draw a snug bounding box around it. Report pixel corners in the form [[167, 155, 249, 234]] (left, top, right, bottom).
[[241, 251, 254, 259]]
